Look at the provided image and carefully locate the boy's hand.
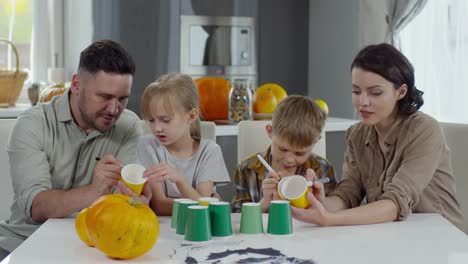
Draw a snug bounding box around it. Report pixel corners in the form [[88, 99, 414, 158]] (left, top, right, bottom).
[[92, 154, 122, 195], [143, 163, 183, 184], [262, 171, 280, 200], [116, 180, 152, 205]]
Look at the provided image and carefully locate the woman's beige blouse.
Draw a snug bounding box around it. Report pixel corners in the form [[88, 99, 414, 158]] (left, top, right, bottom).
[[330, 112, 464, 231]]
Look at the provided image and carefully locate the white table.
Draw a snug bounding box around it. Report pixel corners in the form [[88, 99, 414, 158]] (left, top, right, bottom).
[[2, 213, 467, 264]]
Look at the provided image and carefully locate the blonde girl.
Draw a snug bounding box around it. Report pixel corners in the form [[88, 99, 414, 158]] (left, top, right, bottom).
[[133, 73, 230, 215]]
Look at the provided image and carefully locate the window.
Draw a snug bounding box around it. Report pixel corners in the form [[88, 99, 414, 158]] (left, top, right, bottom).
[[400, 0, 468, 123], [0, 0, 34, 74]]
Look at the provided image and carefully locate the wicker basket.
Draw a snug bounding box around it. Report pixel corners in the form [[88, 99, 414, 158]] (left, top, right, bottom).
[[0, 39, 28, 107]]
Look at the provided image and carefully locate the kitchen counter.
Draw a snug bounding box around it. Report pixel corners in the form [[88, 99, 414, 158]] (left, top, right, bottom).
[[0, 104, 31, 119], [0, 105, 358, 135], [216, 117, 358, 136]]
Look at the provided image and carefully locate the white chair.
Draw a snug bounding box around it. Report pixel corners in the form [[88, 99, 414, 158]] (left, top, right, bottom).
[[237, 120, 326, 164], [440, 122, 468, 233], [138, 120, 217, 142], [0, 119, 15, 220]]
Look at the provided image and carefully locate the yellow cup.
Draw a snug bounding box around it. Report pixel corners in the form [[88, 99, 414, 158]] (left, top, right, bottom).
[[198, 197, 219, 206], [121, 164, 147, 195], [277, 175, 310, 208]]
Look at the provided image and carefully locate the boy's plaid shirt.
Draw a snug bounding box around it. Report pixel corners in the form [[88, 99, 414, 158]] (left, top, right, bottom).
[[231, 147, 336, 213]]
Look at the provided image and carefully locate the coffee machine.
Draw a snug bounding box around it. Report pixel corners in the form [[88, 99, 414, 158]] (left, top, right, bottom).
[[180, 15, 257, 87]]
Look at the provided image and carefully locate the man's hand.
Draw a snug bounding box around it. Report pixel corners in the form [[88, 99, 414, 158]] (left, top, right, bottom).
[[116, 180, 152, 205], [92, 154, 122, 195]]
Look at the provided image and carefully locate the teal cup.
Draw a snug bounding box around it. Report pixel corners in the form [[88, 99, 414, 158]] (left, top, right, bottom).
[[184, 205, 212, 242], [209, 201, 233, 237], [267, 200, 293, 235], [171, 198, 191, 229], [240, 202, 263, 234], [176, 200, 198, 235]]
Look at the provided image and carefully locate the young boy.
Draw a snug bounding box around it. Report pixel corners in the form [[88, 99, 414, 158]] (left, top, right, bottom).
[[231, 95, 336, 213]]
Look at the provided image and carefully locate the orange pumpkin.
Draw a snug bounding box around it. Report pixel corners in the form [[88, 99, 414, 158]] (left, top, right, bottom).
[[39, 83, 67, 102], [195, 77, 231, 120], [253, 83, 287, 113], [75, 208, 94, 247], [85, 194, 159, 260]]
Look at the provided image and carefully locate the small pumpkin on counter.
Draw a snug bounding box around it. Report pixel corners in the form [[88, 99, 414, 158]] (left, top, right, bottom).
[[253, 83, 287, 114], [195, 77, 231, 121], [76, 194, 159, 260], [38, 83, 67, 102]]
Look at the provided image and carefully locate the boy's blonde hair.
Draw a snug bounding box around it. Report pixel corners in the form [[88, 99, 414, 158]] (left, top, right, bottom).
[[141, 73, 201, 141], [271, 95, 326, 148]]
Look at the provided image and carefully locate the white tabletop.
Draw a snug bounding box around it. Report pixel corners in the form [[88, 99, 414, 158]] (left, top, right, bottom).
[[2, 213, 467, 264]]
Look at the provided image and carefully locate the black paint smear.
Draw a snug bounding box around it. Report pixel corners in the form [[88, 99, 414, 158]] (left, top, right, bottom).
[[237, 256, 315, 264], [205, 247, 315, 264], [185, 256, 198, 263], [181, 243, 193, 247], [207, 247, 282, 259]]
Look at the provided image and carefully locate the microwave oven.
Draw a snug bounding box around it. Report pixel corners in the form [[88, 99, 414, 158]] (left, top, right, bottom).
[[180, 15, 257, 85]]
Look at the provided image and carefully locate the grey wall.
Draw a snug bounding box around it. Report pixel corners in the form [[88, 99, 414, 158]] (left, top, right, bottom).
[[181, 0, 257, 16], [308, 0, 359, 119], [258, 0, 309, 95], [93, 0, 179, 114], [93, 0, 310, 116], [308, 0, 360, 179], [91, 0, 360, 199]]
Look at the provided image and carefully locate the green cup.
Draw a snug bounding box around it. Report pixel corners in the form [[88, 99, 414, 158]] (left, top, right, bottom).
[[176, 200, 198, 235], [209, 201, 233, 237], [184, 205, 212, 242], [171, 198, 191, 229], [267, 200, 293, 235], [240, 202, 263, 234]]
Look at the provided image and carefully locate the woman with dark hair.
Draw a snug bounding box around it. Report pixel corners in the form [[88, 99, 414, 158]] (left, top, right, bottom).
[[291, 43, 464, 231]]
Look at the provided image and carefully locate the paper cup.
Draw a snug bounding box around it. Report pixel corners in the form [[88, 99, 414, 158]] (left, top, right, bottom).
[[198, 197, 219, 206], [171, 198, 191, 229], [240, 202, 263, 234], [209, 201, 233, 237], [184, 205, 212, 242], [176, 200, 198, 235], [278, 175, 310, 208], [267, 200, 293, 235], [121, 164, 147, 195]]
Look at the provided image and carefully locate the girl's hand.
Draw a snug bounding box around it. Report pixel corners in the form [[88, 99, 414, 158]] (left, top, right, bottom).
[[116, 180, 152, 205], [291, 188, 330, 226], [306, 168, 326, 202], [143, 163, 183, 184]]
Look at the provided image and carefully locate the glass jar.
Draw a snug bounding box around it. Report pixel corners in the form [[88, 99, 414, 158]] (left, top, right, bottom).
[[228, 79, 253, 123]]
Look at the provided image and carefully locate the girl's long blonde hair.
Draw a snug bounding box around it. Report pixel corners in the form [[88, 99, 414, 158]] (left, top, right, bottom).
[[141, 73, 201, 141]]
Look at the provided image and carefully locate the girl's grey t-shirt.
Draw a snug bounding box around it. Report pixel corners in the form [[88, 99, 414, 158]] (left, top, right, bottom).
[[136, 135, 230, 198]]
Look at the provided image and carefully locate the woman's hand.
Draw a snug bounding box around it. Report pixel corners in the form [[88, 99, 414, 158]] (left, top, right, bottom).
[[306, 168, 326, 202], [291, 188, 331, 226], [143, 163, 183, 184], [116, 180, 152, 206]]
